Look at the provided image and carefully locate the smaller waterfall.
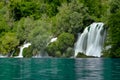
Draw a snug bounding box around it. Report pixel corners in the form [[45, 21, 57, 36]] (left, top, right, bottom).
[[33, 37, 57, 58], [15, 43, 31, 58], [50, 37, 57, 43], [74, 22, 106, 57]]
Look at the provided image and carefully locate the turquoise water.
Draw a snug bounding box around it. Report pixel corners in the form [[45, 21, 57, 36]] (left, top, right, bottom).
[[0, 58, 120, 80]]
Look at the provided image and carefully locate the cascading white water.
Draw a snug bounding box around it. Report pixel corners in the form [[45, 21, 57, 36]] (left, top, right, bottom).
[[15, 43, 31, 58], [33, 37, 57, 58], [50, 37, 57, 42], [74, 22, 106, 57], [74, 27, 88, 56]]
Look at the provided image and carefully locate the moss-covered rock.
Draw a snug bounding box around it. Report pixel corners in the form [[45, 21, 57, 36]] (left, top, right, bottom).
[[76, 52, 96, 58]]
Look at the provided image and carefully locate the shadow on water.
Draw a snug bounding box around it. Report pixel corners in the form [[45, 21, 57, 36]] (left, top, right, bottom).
[[0, 58, 120, 80]]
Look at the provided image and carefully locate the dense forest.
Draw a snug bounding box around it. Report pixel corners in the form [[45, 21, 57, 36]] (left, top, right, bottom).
[[0, 0, 120, 58]]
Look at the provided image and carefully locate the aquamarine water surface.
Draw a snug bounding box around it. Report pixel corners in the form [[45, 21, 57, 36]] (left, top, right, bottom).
[[0, 58, 119, 80]]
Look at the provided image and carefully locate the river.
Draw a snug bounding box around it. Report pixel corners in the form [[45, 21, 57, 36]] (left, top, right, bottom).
[[0, 58, 119, 80]]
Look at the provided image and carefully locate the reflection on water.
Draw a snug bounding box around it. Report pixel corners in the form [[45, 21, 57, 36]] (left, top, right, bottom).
[[0, 58, 120, 80], [75, 58, 104, 80], [111, 59, 120, 80]]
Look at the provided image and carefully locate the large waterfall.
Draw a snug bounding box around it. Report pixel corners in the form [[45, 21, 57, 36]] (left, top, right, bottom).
[[74, 22, 106, 57]]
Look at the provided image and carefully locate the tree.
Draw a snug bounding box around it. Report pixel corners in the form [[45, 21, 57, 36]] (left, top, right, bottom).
[[107, 0, 120, 57], [57, 32, 75, 51], [8, 0, 68, 21], [14, 17, 34, 43], [46, 42, 58, 57], [79, 0, 110, 22], [46, 32, 75, 57], [8, 0, 41, 20], [0, 3, 10, 37], [0, 32, 19, 55], [110, 0, 120, 14], [51, 0, 92, 36], [108, 11, 120, 57], [29, 15, 52, 55]]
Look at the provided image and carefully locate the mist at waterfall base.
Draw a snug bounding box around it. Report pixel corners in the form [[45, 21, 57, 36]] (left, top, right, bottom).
[[74, 22, 106, 57]]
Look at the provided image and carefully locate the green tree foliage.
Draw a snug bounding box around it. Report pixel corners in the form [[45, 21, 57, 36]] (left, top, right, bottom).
[[108, 11, 120, 57], [23, 46, 32, 57], [14, 17, 34, 43], [82, 0, 102, 18], [29, 16, 52, 54], [106, 0, 120, 57], [46, 42, 58, 57], [0, 2, 10, 37], [80, 0, 110, 21], [110, 0, 120, 13], [0, 15, 10, 37], [51, 0, 92, 35], [8, 0, 69, 21], [65, 47, 74, 57], [57, 32, 74, 51], [8, 0, 41, 20], [0, 0, 119, 58], [43, 0, 72, 17], [46, 32, 74, 57], [0, 1, 4, 8], [55, 51, 62, 57], [0, 32, 19, 55]]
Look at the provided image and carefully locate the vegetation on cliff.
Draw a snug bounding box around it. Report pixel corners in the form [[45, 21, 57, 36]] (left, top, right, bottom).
[[0, 0, 119, 58]]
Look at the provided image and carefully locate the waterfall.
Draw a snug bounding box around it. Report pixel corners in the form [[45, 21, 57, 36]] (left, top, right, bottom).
[[74, 22, 106, 57], [32, 37, 57, 58], [74, 27, 88, 56], [15, 43, 31, 58], [50, 37, 57, 43]]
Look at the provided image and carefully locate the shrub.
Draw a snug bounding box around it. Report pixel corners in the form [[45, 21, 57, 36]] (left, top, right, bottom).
[[57, 32, 75, 52], [46, 42, 58, 57], [23, 46, 33, 58], [65, 47, 74, 57], [0, 32, 19, 55], [46, 32, 75, 57], [55, 51, 62, 57]]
